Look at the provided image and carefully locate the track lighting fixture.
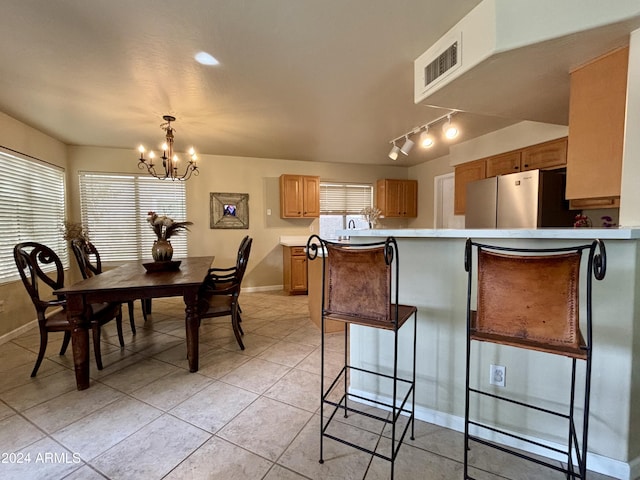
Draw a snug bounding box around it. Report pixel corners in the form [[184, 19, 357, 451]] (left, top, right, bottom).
[[388, 142, 401, 161], [387, 110, 459, 159], [400, 136, 414, 155]]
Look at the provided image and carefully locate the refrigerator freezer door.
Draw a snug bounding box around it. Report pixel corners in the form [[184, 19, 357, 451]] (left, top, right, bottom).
[[497, 170, 540, 228], [465, 177, 498, 228]]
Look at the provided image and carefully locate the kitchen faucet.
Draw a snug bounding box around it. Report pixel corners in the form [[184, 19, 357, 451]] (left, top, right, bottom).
[[348, 219, 356, 229]]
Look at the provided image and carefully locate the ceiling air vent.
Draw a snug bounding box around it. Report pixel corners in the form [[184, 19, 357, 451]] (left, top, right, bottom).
[[424, 41, 458, 88]]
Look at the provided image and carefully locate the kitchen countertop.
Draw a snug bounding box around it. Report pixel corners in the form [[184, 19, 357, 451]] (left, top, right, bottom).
[[337, 227, 640, 240], [279, 235, 312, 247]]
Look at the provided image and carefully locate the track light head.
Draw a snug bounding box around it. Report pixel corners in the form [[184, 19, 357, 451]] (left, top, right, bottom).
[[443, 115, 459, 140], [420, 128, 434, 148], [400, 136, 414, 155], [388, 143, 400, 161]]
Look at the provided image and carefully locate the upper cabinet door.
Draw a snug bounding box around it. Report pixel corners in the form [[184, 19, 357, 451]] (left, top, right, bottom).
[[522, 137, 567, 171], [566, 47, 628, 201], [486, 151, 522, 177], [280, 175, 303, 217], [302, 176, 320, 217], [454, 159, 486, 215]]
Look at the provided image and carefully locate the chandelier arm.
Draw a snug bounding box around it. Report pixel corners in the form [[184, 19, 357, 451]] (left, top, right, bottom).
[[138, 159, 166, 180]]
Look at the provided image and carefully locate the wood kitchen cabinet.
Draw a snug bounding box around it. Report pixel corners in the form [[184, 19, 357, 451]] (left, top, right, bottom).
[[279, 174, 320, 218], [485, 151, 523, 177], [454, 159, 486, 215], [376, 179, 418, 217], [522, 137, 567, 171], [455, 138, 567, 214], [283, 246, 308, 295], [485, 138, 567, 177], [566, 46, 628, 207]]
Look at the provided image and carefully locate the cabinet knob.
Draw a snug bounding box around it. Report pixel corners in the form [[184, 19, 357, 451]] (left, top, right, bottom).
[[523, 164, 529, 168], [514, 165, 519, 170]]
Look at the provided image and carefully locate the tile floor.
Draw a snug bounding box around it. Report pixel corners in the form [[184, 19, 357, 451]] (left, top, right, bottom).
[[0, 291, 616, 480]]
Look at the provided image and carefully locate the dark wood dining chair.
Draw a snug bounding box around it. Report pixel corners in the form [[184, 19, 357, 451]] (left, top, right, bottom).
[[70, 238, 148, 334], [14, 242, 124, 376], [198, 236, 252, 350]]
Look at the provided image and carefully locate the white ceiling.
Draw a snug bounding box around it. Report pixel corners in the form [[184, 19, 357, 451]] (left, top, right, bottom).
[[0, 1, 636, 167]]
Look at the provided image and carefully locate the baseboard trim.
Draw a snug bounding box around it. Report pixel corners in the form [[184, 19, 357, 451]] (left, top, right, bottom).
[[0, 319, 37, 345], [348, 387, 632, 480], [242, 284, 283, 293]]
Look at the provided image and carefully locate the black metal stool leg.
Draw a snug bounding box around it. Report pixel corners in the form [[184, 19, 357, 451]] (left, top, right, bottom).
[[411, 311, 417, 441], [343, 322, 348, 418], [319, 312, 325, 465]]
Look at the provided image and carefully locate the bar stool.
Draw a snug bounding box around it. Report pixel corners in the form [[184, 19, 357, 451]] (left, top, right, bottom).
[[307, 235, 417, 480], [463, 239, 606, 479]]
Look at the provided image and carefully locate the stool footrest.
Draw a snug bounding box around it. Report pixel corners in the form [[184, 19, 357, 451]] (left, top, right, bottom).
[[321, 365, 415, 462]]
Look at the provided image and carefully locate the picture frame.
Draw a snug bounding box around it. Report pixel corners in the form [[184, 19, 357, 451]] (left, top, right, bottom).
[[210, 192, 249, 229]]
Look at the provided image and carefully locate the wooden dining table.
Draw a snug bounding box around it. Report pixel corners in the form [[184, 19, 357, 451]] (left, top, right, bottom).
[[55, 256, 214, 390]]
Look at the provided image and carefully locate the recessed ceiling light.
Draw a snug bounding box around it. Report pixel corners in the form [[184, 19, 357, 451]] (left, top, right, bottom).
[[194, 51, 219, 66]]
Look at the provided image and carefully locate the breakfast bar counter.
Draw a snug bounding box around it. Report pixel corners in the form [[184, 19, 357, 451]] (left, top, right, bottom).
[[333, 228, 640, 479]]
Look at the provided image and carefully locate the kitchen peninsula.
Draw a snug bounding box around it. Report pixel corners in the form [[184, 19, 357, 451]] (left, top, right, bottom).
[[332, 227, 640, 479]]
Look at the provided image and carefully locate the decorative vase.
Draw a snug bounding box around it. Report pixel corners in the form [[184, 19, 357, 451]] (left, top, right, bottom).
[[152, 239, 173, 262]]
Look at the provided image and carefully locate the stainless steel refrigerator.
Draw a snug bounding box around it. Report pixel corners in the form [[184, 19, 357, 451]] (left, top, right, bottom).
[[465, 169, 574, 228]]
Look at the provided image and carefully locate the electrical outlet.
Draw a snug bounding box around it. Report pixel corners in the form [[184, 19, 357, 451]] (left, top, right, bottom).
[[309, 225, 314, 232], [0, 300, 4, 313], [490, 364, 506, 387]]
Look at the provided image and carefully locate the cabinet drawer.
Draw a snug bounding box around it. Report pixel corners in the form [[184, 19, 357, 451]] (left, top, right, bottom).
[[569, 197, 620, 210], [290, 246, 306, 256]]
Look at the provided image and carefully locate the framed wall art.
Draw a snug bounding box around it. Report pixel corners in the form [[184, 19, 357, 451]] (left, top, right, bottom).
[[210, 192, 249, 229]]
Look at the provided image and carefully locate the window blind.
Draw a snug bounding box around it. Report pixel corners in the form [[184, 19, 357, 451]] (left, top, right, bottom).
[[0, 148, 66, 283], [79, 173, 188, 262], [320, 183, 373, 214]]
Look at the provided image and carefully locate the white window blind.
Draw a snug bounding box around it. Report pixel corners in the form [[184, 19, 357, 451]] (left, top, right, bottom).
[[0, 147, 66, 283], [79, 173, 188, 262], [320, 183, 373, 214]]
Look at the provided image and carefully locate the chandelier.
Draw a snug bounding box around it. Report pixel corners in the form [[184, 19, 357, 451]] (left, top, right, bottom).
[[137, 115, 199, 181]]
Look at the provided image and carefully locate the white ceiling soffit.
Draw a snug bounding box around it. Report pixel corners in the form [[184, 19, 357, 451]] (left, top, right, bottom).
[[415, 0, 640, 124]]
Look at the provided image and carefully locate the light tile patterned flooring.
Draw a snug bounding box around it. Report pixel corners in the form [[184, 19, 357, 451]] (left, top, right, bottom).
[[0, 291, 616, 480]]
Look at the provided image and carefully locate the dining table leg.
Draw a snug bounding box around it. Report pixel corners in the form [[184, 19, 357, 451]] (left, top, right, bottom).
[[184, 290, 200, 372], [66, 294, 91, 390]]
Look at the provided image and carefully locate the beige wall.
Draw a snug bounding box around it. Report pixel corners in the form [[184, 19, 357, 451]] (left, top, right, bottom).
[[66, 146, 410, 291], [408, 154, 455, 228]]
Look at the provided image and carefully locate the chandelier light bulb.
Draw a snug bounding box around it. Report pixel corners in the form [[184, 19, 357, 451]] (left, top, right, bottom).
[[149, 151, 155, 159]]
